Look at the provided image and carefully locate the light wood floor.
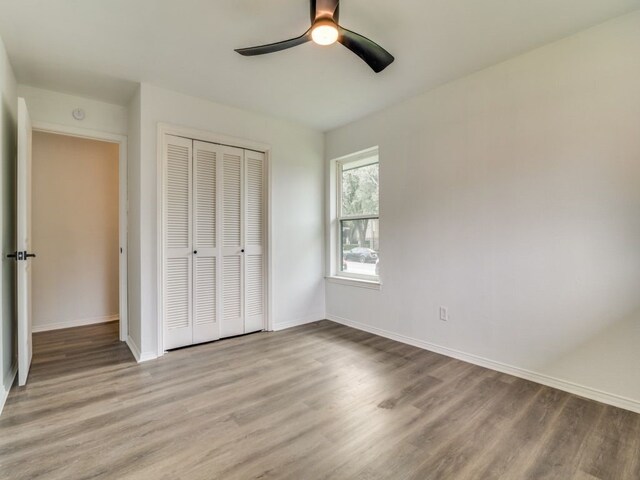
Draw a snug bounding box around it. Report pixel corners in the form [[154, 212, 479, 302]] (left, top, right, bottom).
[[1, 320, 638, 480]]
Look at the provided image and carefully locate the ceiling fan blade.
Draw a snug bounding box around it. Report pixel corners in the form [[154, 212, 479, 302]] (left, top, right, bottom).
[[311, 0, 340, 23], [235, 30, 311, 56], [338, 26, 394, 73]]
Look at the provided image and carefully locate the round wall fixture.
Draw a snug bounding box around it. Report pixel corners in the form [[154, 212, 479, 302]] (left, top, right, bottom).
[[72, 108, 85, 121]]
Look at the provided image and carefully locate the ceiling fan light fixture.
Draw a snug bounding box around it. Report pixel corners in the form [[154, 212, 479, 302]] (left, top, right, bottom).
[[235, 0, 394, 73], [311, 20, 339, 45]]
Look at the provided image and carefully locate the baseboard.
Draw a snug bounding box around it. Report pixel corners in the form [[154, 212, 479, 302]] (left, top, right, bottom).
[[32, 314, 119, 333], [272, 312, 326, 332], [327, 314, 640, 414], [0, 363, 17, 417], [126, 336, 142, 361], [138, 351, 157, 362], [126, 336, 157, 363]]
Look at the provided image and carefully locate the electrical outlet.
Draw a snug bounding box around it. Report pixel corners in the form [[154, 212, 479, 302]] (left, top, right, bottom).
[[439, 306, 449, 321]]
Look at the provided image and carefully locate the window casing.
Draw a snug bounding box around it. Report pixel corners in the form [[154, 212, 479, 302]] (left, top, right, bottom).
[[335, 150, 379, 281]]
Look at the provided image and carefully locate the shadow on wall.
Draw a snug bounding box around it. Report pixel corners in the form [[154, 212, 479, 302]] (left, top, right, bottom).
[[538, 307, 640, 401], [1, 92, 17, 385]]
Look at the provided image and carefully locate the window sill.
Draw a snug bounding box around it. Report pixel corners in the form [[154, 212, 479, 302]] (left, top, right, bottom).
[[326, 276, 381, 290]]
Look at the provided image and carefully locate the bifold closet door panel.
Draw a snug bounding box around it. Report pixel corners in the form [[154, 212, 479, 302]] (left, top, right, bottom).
[[163, 135, 193, 350], [163, 135, 266, 349], [244, 150, 265, 334], [220, 145, 245, 338], [192, 141, 220, 344]]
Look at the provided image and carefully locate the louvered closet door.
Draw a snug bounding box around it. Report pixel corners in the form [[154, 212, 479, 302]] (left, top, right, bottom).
[[220, 145, 245, 338], [244, 150, 265, 333], [163, 135, 193, 350], [192, 141, 220, 344]]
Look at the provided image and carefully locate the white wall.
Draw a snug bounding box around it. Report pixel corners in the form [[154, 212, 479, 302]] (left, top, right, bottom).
[[325, 11, 640, 408], [131, 84, 325, 357], [17, 85, 128, 136], [31, 132, 119, 331], [0, 34, 17, 409]]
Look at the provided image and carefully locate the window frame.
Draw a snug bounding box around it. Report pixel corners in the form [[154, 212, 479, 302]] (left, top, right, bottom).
[[334, 150, 380, 282]]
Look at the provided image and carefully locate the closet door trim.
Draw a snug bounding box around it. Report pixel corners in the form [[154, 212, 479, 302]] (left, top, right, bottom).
[[157, 123, 271, 357]]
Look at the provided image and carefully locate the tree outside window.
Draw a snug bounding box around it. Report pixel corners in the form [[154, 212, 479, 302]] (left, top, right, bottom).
[[338, 154, 379, 279]]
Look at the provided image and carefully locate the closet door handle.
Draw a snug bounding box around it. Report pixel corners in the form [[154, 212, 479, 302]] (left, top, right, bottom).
[[193, 250, 198, 255], [241, 249, 245, 253]]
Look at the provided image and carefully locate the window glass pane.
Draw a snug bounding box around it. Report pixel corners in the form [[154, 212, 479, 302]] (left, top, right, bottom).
[[341, 162, 379, 217], [341, 219, 379, 277]]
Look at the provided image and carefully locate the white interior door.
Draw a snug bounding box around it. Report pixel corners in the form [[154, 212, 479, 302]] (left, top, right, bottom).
[[17, 98, 33, 386], [220, 145, 245, 338], [244, 150, 265, 333], [193, 141, 220, 343], [163, 135, 193, 350]]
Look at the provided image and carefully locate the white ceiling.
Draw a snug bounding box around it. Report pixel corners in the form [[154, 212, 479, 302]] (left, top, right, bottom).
[[0, 0, 638, 131]]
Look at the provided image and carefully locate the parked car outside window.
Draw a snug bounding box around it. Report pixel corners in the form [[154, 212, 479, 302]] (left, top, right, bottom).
[[343, 247, 378, 264]]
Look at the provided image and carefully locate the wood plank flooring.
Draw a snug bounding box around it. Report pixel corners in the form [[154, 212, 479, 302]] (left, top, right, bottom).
[[0, 320, 638, 479]]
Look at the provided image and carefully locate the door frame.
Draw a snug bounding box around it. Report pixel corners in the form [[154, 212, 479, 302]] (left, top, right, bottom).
[[31, 121, 129, 342], [156, 123, 272, 357]]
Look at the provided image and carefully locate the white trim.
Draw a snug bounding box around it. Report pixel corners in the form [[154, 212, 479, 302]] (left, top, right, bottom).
[[326, 276, 381, 290], [31, 122, 126, 144], [157, 123, 271, 153], [335, 270, 380, 282], [329, 147, 380, 282], [326, 156, 337, 279], [139, 351, 158, 362], [32, 314, 119, 333], [332, 146, 379, 164], [31, 121, 129, 343], [272, 312, 326, 332], [126, 336, 157, 363], [126, 336, 141, 361], [157, 122, 272, 357], [266, 143, 274, 332], [0, 363, 17, 416], [327, 314, 640, 414], [156, 127, 163, 356]]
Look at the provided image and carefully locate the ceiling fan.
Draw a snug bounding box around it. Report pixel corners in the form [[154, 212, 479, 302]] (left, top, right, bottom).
[[235, 0, 394, 73]]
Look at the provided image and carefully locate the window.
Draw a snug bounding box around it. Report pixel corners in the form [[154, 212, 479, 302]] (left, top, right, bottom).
[[336, 150, 379, 281]]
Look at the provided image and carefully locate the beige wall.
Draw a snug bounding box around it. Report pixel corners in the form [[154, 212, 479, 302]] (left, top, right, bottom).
[[32, 132, 119, 331]]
